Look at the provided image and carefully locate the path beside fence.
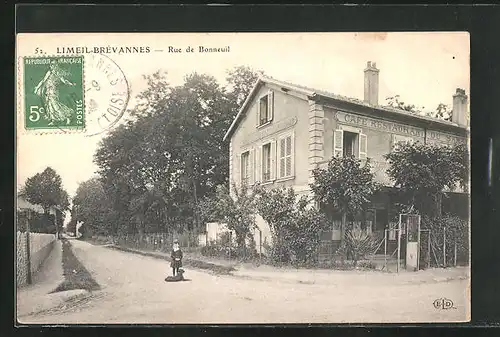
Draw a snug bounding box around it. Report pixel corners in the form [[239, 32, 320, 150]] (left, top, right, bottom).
[[17, 232, 56, 287]]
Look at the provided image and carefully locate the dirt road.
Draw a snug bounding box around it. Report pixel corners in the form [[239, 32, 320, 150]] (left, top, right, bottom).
[[20, 239, 469, 324]]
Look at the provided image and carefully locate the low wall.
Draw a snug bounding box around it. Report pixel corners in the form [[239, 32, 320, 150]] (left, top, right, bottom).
[[16, 232, 56, 287]]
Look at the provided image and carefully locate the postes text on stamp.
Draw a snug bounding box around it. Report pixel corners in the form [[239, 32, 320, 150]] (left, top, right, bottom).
[[24, 56, 85, 130]]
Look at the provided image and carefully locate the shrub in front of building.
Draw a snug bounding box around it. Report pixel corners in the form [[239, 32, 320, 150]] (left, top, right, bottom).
[[338, 228, 380, 267], [421, 215, 469, 267], [384, 142, 468, 218], [256, 187, 329, 267], [198, 182, 259, 259], [310, 156, 379, 243]]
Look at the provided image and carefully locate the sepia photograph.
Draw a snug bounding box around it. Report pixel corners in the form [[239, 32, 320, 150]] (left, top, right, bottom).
[[15, 32, 470, 324]]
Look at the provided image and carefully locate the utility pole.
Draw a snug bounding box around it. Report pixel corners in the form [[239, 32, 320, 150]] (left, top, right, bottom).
[[26, 210, 32, 285]]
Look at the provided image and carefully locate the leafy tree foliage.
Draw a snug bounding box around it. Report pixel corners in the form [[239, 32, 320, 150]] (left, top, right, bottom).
[[93, 66, 263, 237], [255, 187, 296, 263], [225, 65, 264, 107], [431, 103, 452, 121], [72, 177, 112, 237], [310, 157, 379, 240], [385, 95, 424, 114], [384, 142, 468, 217], [21, 167, 70, 237], [22, 167, 69, 213], [66, 215, 77, 236], [385, 95, 461, 122], [422, 215, 469, 266], [256, 187, 329, 266], [199, 182, 259, 257]]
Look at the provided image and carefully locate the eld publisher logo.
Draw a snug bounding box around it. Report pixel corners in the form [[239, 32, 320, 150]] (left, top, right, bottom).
[[433, 298, 455, 310]]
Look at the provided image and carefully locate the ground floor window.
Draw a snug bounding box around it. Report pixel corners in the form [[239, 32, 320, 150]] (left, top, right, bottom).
[[241, 151, 250, 184]]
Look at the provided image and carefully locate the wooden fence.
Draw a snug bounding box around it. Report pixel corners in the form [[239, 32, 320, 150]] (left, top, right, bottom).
[[93, 232, 201, 253]]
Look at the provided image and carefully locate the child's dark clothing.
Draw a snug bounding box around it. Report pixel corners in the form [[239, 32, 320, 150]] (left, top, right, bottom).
[[170, 249, 183, 276]]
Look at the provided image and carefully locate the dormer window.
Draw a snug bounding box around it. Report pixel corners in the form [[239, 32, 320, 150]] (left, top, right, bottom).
[[258, 91, 274, 127]]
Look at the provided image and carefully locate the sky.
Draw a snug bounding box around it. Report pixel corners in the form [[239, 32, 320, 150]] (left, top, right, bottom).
[[16, 32, 470, 203]]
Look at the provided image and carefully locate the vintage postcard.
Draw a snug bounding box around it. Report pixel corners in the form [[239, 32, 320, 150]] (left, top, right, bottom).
[[16, 32, 470, 324]]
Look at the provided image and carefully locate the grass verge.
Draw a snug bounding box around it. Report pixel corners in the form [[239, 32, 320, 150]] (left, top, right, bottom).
[[108, 245, 236, 275], [51, 239, 100, 293]]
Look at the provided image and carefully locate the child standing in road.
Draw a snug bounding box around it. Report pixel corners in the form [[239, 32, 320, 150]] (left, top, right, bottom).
[[170, 239, 183, 277]]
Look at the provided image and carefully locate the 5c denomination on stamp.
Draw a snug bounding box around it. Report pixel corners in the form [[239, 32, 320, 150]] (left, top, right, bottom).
[[24, 56, 85, 131]]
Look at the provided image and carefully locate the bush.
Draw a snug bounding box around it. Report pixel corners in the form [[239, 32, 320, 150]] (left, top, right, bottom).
[[422, 215, 469, 266], [256, 187, 329, 267], [286, 202, 329, 266], [339, 229, 379, 267], [201, 240, 238, 259], [17, 211, 56, 234], [356, 260, 377, 270]]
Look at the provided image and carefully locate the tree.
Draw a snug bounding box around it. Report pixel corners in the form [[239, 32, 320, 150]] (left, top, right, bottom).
[[288, 197, 329, 265], [385, 95, 423, 114], [67, 216, 77, 236], [256, 186, 329, 265], [385, 95, 455, 121], [94, 66, 264, 237], [225, 65, 264, 107], [22, 167, 66, 212], [199, 182, 259, 257], [72, 177, 112, 237], [384, 142, 468, 217], [22, 167, 69, 237], [255, 187, 297, 263], [310, 157, 379, 241], [431, 103, 452, 121], [451, 143, 470, 193]]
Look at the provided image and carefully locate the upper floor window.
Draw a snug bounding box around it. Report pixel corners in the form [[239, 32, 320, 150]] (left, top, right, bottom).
[[333, 128, 367, 160], [258, 91, 274, 127]]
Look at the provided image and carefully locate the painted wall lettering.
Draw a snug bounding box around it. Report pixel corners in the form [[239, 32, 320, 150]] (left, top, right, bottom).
[[241, 116, 298, 147], [334, 111, 424, 138]]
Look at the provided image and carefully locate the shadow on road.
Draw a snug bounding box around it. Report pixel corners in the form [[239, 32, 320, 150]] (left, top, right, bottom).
[[51, 238, 100, 293]]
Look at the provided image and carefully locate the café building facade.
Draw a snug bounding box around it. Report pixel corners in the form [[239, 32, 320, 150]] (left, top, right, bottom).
[[223, 61, 469, 252]]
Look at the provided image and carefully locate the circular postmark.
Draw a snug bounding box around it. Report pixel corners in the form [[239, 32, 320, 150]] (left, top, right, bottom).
[[83, 53, 130, 137]]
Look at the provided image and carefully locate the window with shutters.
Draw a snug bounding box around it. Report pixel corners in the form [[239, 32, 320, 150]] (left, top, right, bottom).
[[258, 92, 274, 127], [333, 128, 367, 159], [262, 143, 272, 182], [278, 133, 294, 179], [240, 151, 250, 185], [343, 131, 358, 157]]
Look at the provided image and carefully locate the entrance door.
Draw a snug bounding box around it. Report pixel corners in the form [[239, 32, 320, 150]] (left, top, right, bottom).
[[375, 209, 388, 232]]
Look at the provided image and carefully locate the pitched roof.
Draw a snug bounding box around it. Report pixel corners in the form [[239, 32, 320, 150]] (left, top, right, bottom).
[[223, 75, 468, 142], [16, 194, 63, 213]]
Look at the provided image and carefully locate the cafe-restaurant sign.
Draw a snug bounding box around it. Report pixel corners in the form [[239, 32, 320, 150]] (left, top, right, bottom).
[[334, 111, 425, 138]]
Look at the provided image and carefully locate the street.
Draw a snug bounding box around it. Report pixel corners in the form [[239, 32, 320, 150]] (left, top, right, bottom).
[[19, 239, 469, 324]]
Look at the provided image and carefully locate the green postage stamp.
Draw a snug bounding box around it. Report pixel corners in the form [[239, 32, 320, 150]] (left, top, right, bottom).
[[23, 56, 85, 130]]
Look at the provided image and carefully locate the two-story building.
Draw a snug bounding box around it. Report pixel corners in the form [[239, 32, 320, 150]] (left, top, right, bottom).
[[223, 61, 469, 253]]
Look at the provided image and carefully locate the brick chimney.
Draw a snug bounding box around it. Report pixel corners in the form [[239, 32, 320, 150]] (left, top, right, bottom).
[[364, 61, 380, 106], [452, 88, 468, 126]]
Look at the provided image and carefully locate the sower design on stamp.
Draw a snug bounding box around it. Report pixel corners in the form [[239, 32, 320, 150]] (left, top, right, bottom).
[[24, 56, 85, 130]]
